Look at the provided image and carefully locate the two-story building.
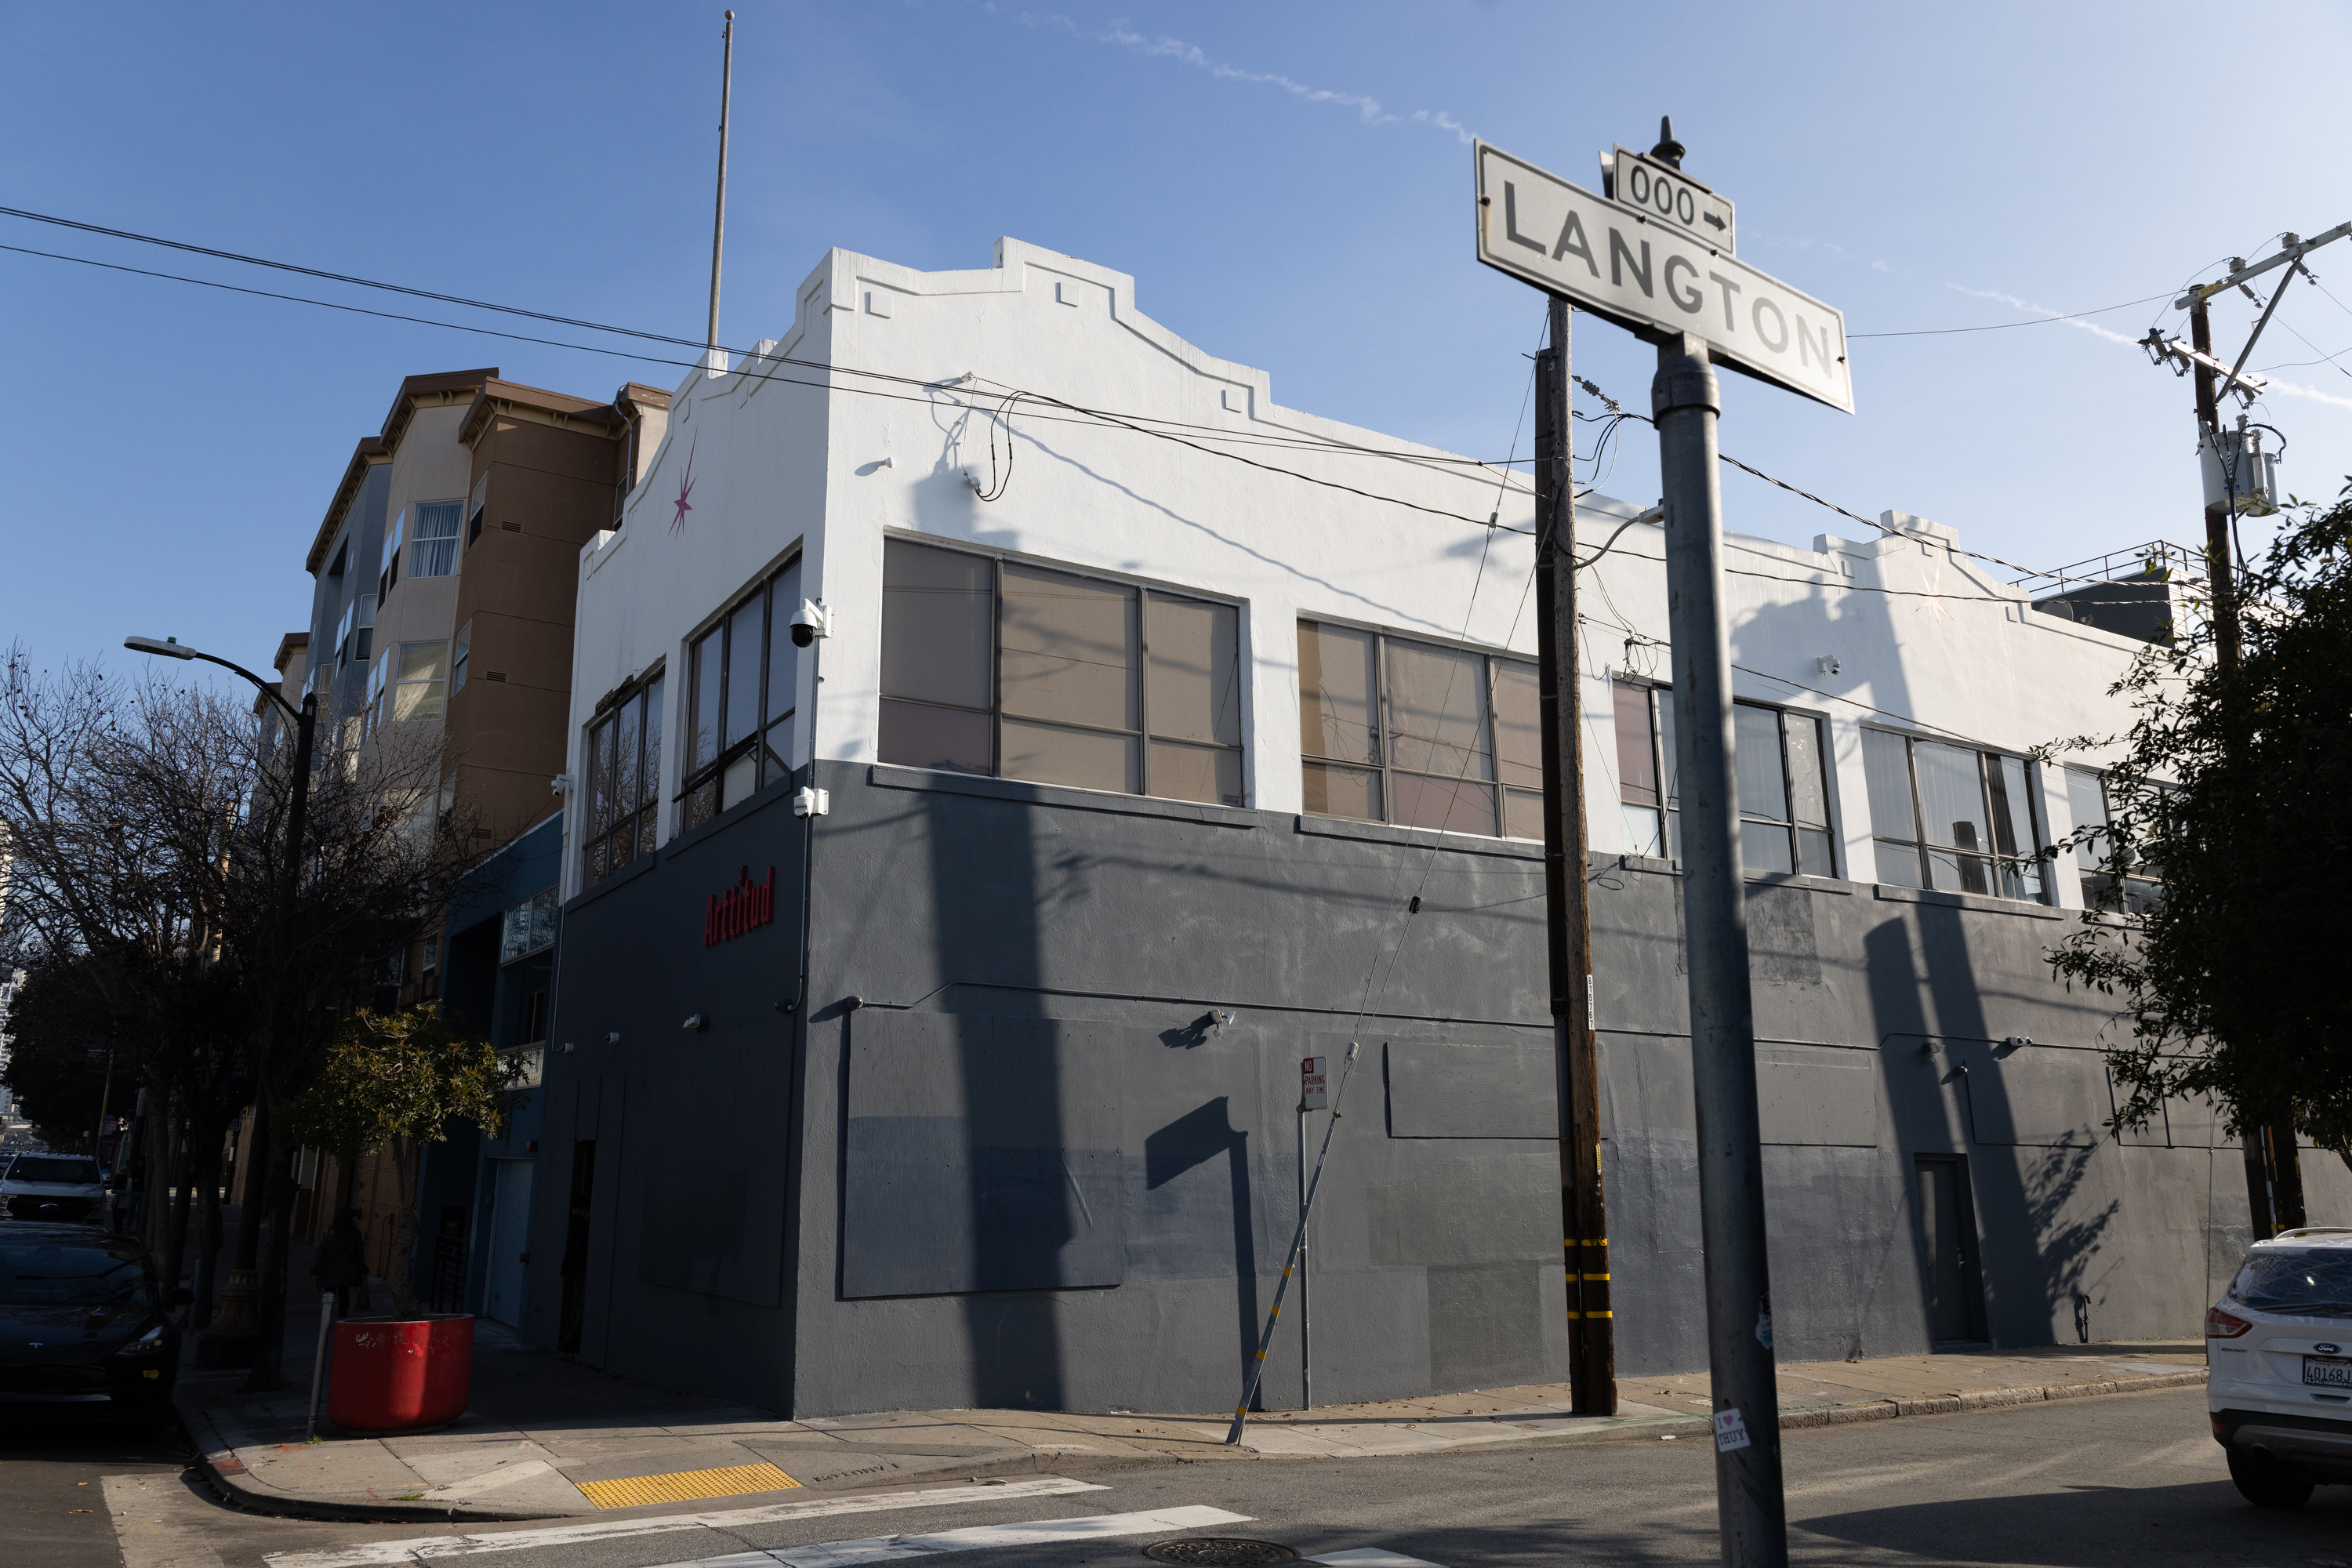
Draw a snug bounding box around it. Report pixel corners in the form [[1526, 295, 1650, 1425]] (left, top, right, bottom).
[[529, 237, 2345, 1417]]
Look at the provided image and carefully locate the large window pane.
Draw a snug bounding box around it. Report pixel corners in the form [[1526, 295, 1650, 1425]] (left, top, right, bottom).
[[642, 677, 664, 816], [1915, 741, 1990, 855], [1492, 660, 1542, 791], [392, 641, 446, 720], [1147, 593, 1240, 746], [1000, 564, 1137, 731], [1784, 713, 1829, 827], [1739, 820, 1795, 875], [1797, 827, 1835, 877], [882, 539, 993, 710], [589, 717, 615, 840], [1149, 739, 1242, 807], [879, 699, 990, 775], [1733, 702, 1788, 823], [1874, 838, 1926, 887], [614, 691, 642, 818], [1504, 787, 1546, 843], [1301, 760, 1381, 822], [2065, 767, 2110, 871], [1987, 754, 2034, 858], [1002, 717, 1138, 793], [411, 502, 461, 578], [690, 630, 722, 774], [765, 561, 802, 730], [1624, 804, 1664, 858], [1860, 729, 1917, 842], [1384, 639, 1489, 779], [1613, 681, 1657, 807], [1392, 774, 1497, 836], [1927, 845, 1992, 896], [725, 594, 764, 750], [1298, 622, 1377, 764]]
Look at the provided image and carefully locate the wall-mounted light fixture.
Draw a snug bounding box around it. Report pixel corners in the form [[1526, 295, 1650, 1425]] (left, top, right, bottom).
[[683, 1014, 707, 1033]]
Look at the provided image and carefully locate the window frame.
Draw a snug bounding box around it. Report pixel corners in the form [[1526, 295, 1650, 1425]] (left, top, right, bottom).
[[1610, 680, 1839, 876], [880, 539, 1248, 808], [678, 554, 803, 832], [1298, 617, 1537, 841], [583, 672, 666, 887], [1862, 726, 2049, 903], [407, 499, 463, 580], [2063, 764, 2163, 916]]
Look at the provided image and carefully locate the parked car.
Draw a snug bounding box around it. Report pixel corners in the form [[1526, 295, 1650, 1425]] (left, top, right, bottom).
[[2208, 1225, 2352, 1508], [2, 1153, 107, 1223], [0, 1224, 187, 1415]]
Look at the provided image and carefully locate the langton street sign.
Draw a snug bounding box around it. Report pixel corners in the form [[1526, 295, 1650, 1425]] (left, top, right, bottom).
[[1475, 140, 1853, 414]]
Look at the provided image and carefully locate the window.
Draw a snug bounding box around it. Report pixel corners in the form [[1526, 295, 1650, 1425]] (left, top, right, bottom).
[[681, 558, 801, 830], [335, 595, 375, 670], [880, 539, 1245, 806], [409, 501, 462, 579], [379, 507, 405, 601], [2063, 767, 2162, 915], [1612, 681, 1835, 873], [391, 642, 448, 721], [452, 620, 471, 695], [1862, 730, 2045, 901], [583, 676, 665, 884], [500, 886, 561, 963], [466, 474, 488, 548], [1298, 619, 1537, 839]]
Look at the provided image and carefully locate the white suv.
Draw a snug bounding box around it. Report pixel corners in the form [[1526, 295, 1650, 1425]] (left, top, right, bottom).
[[0, 1152, 106, 1223], [2208, 1226, 2352, 1509]]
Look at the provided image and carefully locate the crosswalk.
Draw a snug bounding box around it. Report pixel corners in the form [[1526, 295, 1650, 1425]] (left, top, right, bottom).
[[256, 1478, 1447, 1568]]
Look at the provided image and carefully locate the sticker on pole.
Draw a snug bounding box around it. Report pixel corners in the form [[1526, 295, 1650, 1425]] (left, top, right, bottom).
[[1714, 1408, 1751, 1453], [1301, 1056, 1328, 1110]]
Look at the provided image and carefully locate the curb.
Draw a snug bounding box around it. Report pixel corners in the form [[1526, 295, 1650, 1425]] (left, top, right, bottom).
[[173, 1389, 581, 1525]]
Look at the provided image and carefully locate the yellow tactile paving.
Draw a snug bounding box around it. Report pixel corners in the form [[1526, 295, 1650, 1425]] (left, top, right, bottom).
[[575, 1461, 801, 1510]]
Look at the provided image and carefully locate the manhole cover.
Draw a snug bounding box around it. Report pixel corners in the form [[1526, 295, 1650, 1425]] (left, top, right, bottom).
[[1142, 1540, 1300, 1566]]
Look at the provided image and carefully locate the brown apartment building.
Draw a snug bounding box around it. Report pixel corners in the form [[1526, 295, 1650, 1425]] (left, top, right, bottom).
[[273, 367, 669, 1290]]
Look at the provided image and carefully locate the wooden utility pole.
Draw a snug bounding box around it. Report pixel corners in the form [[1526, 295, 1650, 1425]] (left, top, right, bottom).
[[2190, 300, 2307, 1238], [1534, 294, 1615, 1413]]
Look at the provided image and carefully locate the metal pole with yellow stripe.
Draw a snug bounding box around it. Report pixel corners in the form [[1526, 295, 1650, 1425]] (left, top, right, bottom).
[[1224, 1040, 1359, 1446]]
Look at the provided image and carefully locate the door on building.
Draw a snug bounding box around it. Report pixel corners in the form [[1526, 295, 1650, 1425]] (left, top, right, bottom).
[[1914, 1155, 1987, 1343], [483, 1159, 534, 1330]]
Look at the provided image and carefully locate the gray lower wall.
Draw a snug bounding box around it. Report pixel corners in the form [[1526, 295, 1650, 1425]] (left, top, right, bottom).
[[535, 757, 2350, 1419]]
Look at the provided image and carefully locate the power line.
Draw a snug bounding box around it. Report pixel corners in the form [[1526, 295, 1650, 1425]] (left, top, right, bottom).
[[1847, 292, 2173, 339]]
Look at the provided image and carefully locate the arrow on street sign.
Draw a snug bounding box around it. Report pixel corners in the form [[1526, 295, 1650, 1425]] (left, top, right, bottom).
[[1476, 141, 1853, 414], [1609, 145, 1736, 254]]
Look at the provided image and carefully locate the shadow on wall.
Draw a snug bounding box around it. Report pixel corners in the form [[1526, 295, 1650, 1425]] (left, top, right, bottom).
[[1145, 1096, 1259, 1391]]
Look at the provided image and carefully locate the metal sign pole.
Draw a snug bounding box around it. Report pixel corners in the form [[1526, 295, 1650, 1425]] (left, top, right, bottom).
[[1225, 1043, 1359, 1446], [1654, 331, 1787, 1568], [1298, 1102, 1312, 1410]]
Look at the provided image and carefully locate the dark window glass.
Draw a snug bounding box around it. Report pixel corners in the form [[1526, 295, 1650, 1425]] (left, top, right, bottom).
[[583, 673, 664, 886], [2230, 1250, 2352, 1317], [1864, 730, 2045, 903], [1299, 621, 1531, 840], [879, 540, 1243, 805], [0, 1241, 154, 1308]]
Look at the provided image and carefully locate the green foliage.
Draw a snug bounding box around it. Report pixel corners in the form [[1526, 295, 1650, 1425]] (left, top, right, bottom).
[[278, 1004, 519, 1160], [2049, 482, 2352, 1162]]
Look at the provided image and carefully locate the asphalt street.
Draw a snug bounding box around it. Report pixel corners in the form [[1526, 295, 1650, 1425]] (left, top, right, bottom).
[[19, 1385, 2351, 1568]]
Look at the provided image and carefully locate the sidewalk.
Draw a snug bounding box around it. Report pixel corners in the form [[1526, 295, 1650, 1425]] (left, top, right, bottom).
[[178, 1281, 2206, 1523]]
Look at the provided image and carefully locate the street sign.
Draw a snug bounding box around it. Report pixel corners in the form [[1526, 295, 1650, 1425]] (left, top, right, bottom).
[[1301, 1056, 1328, 1111], [1609, 145, 1735, 253], [1476, 141, 1853, 414]]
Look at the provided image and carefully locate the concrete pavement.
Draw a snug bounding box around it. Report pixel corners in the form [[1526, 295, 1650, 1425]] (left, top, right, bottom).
[[176, 1282, 2206, 1523]]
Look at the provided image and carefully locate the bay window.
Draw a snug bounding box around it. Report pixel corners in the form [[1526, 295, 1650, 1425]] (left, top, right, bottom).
[[880, 539, 1245, 806]]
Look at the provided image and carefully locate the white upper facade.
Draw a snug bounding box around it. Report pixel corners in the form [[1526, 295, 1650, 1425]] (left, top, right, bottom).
[[563, 236, 2152, 907]]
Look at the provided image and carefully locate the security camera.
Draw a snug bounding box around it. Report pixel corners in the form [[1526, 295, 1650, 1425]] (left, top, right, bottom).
[[789, 599, 830, 648]]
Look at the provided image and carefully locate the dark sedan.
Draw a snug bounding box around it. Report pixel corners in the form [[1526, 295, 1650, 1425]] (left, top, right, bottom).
[[0, 1225, 188, 1415]]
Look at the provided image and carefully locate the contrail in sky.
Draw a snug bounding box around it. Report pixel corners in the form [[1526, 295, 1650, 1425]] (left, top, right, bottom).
[[1951, 285, 2352, 412], [1014, 13, 1475, 143]]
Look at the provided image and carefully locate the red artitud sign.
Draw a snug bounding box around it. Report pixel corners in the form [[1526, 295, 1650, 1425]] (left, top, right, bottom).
[[704, 865, 775, 947]]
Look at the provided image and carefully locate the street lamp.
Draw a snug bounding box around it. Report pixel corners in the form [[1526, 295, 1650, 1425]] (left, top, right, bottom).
[[125, 637, 319, 902]]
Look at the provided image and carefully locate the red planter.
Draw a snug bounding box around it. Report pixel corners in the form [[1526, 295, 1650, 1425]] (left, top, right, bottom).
[[326, 1313, 474, 1433]]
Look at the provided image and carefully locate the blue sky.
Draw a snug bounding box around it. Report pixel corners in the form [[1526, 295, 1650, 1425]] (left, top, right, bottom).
[[4, 0, 2349, 686]]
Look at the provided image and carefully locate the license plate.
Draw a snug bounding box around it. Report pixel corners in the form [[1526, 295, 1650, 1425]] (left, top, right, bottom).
[[2303, 1356, 2352, 1388]]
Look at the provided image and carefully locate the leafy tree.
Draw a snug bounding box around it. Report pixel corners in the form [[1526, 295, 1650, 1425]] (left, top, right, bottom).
[[278, 1004, 521, 1316], [2049, 482, 2352, 1178]]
